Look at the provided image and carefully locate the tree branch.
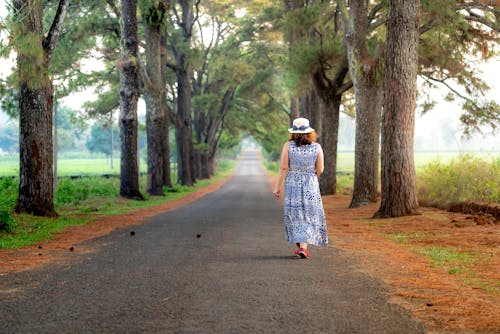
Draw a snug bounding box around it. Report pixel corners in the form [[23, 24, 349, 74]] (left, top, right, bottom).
[[422, 74, 476, 105], [367, 2, 384, 23], [463, 12, 499, 31], [265, 91, 289, 116], [106, 0, 121, 19], [43, 0, 69, 60], [419, 17, 440, 35]]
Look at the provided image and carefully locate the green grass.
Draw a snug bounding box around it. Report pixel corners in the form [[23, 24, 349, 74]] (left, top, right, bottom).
[[0, 158, 148, 177], [417, 154, 500, 203], [0, 159, 236, 249], [386, 231, 434, 244], [415, 246, 477, 276]]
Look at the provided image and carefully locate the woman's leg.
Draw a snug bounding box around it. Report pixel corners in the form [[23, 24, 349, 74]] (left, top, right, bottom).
[[299, 242, 307, 250]]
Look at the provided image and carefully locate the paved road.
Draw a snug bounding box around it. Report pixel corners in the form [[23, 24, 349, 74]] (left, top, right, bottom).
[[0, 150, 426, 333]]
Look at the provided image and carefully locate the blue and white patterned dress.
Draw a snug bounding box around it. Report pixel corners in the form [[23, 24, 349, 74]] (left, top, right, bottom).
[[284, 141, 328, 246]]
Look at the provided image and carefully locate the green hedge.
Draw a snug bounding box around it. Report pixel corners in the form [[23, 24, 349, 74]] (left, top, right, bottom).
[[417, 155, 500, 203]]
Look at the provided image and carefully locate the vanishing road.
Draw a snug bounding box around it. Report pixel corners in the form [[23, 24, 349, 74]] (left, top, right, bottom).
[[0, 150, 426, 333]]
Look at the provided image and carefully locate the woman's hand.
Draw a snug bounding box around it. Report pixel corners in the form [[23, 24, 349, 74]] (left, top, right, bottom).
[[273, 188, 280, 198]]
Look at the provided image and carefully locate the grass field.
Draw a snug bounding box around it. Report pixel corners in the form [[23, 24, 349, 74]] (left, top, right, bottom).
[[0, 159, 236, 249], [1, 151, 498, 177], [0, 157, 148, 177]]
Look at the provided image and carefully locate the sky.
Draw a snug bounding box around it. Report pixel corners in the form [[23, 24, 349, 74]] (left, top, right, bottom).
[[0, 2, 499, 152]]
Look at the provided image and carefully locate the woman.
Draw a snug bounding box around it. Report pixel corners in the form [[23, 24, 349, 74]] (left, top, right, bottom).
[[273, 117, 328, 259]]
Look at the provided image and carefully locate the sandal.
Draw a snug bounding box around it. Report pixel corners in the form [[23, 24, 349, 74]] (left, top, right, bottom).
[[298, 248, 310, 259]]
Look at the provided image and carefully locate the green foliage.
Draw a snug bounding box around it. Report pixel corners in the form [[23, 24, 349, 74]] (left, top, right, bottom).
[[418, 0, 499, 133], [0, 177, 18, 210], [417, 155, 500, 203], [86, 121, 120, 157], [0, 210, 16, 233], [283, 3, 345, 95], [56, 177, 120, 205]]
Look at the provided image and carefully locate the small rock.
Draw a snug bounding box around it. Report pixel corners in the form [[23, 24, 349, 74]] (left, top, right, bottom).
[[38, 245, 43, 249], [130, 231, 135, 236], [426, 303, 434, 307], [196, 234, 201, 238]]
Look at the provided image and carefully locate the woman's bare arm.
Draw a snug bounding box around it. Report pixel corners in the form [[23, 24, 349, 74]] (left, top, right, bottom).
[[273, 142, 289, 198], [315, 144, 324, 176]]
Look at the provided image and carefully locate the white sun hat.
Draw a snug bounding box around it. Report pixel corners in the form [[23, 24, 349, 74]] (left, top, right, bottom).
[[288, 117, 314, 134]]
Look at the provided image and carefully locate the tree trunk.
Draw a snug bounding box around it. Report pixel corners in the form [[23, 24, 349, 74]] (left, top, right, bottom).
[[172, 0, 195, 187], [144, 9, 166, 196], [319, 98, 340, 195], [340, 0, 383, 208], [53, 100, 58, 191], [176, 63, 194, 186], [160, 34, 172, 188], [311, 59, 350, 195], [14, 0, 69, 217], [301, 88, 321, 134], [374, 0, 420, 218], [119, 0, 144, 200], [16, 81, 57, 217], [110, 113, 114, 169], [350, 84, 382, 207]]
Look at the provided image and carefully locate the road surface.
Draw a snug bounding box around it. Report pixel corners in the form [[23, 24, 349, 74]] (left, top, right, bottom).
[[0, 150, 426, 333]]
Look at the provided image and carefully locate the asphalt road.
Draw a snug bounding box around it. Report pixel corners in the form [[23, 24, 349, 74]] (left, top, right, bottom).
[[0, 150, 426, 333]]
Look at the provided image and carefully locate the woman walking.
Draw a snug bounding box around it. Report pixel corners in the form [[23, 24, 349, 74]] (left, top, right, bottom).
[[273, 117, 328, 259]]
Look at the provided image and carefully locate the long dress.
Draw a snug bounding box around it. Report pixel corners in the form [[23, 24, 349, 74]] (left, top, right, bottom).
[[284, 140, 328, 246]]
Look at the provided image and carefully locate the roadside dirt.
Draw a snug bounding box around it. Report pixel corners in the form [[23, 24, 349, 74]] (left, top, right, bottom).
[[323, 194, 499, 333], [1, 171, 499, 333]]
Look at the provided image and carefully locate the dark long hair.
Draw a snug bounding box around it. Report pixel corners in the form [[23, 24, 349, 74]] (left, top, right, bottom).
[[289, 131, 317, 147]]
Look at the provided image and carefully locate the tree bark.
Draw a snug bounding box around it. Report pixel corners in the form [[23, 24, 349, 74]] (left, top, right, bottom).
[[340, 0, 383, 208], [374, 0, 420, 218], [160, 33, 172, 188], [311, 60, 351, 195], [143, 3, 168, 196], [318, 97, 340, 195], [14, 0, 69, 217], [119, 0, 144, 200], [175, 62, 194, 186], [172, 0, 195, 187], [301, 88, 321, 134]]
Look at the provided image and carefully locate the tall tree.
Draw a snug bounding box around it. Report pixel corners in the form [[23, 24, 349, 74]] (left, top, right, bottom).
[[375, 0, 420, 218], [168, 0, 198, 186], [284, 3, 352, 195], [140, 0, 170, 195], [119, 0, 144, 200], [339, 1, 384, 208], [12, 0, 69, 217]]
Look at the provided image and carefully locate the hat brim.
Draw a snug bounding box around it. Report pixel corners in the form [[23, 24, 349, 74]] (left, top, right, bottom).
[[288, 127, 314, 134]]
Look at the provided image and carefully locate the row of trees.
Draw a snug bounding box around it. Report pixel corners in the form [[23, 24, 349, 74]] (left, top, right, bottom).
[[1, 0, 498, 218], [280, 0, 498, 216]]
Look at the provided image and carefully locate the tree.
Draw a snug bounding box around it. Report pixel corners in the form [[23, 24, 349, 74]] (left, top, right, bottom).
[[86, 121, 119, 158], [284, 3, 352, 195], [374, 0, 420, 218], [12, 0, 69, 217], [168, 0, 198, 186], [140, 0, 171, 195], [338, 0, 384, 208], [118, 0, 144, 200]]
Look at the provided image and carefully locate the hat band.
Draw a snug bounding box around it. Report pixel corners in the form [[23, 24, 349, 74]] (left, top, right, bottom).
[[293, 125, 309, 131]]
